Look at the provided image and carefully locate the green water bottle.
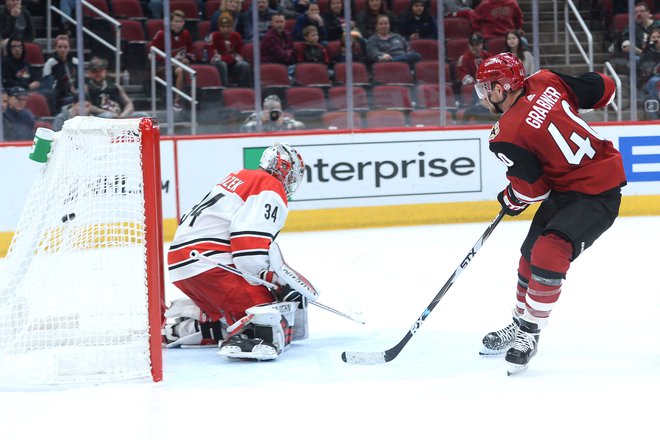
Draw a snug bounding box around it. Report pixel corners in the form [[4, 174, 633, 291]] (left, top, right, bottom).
[[29, 127, 55, 163]]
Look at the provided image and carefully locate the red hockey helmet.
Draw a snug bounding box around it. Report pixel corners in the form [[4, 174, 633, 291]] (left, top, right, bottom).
[[259, 142, 305, 197], [475, 53, 526, 100]]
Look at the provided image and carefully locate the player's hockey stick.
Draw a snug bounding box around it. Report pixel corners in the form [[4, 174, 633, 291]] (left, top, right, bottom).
[[341, 209, 506, 365], [189, 251, 365, 324]]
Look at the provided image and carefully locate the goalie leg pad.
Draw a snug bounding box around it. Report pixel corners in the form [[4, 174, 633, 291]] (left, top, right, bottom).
[[268, 243, 320, 301]]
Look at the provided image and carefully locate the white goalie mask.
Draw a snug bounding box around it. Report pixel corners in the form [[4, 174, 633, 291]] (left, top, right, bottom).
[[259, 142, 305, 197]]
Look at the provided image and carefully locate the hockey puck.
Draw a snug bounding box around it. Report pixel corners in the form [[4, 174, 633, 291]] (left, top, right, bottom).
[[61, 213, 76, 223]]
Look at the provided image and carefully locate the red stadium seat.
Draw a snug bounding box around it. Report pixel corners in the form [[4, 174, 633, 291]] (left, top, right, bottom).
[[223, 87, 256, 113], [409, 109, 453, 127], [25, 93, 51, 118], [333, 62, 369, 86], [371, 85, 413, 111], [322, 111, 363, 129], [293, 63, 332, 88], [372, 61, 413, 86], [365, 110, 407, 128], [110, 0, 144, 18], [285, 87, 327, 113], [410, 39, 439, 61], [446, 38, 468, 62], [443, 17, 472, 40], [415, 84, 456, 109], [327, 86, 369, 111]]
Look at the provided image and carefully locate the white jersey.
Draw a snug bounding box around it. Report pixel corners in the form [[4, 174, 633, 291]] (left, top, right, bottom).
[[168, 169, 289, 282]]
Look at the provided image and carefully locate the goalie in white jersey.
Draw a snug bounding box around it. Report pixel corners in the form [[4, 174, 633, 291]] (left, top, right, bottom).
[[165, 143, 314, 360]]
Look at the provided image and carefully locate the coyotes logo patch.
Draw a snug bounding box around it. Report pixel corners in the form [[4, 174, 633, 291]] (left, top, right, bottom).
[[488, 121, 500, 140]]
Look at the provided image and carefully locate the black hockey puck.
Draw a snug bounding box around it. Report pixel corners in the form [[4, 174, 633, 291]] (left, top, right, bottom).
[[61, 213, 76, 223]]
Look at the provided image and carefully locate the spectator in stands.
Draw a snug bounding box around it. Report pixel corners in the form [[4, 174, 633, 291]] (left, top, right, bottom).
[[42, 34, 78, 113], [1, 89, 15, 141], [2, 86, 35, 141], [85, 57, 147, 118], [148, 9, 195, 110], [261, 12, 296, 72], [52, 93, 91, 131], [444, 0, 477, 30], [293, 2, 328, 43], [240, 94, 305, 132], [399, 0, 438, 41], [505, 30, 534, 75], [473, 0, 523, 41], [334, 26, 368, 63], [357, 0, 397, 40], [0, 0, 35, 45], [641, 27, 660, 117], [323, 0, 345, 41], [621, 2, 660, 60], [366, 14, 421, 66], [281, 0, 310, 19], [210, 0, 243, 34], [456, 32, 490, 88], [238, 0, 277, 41], [1, 36, 40, 92], [207, 13, 252, 87], [297, 25, 330, 65]]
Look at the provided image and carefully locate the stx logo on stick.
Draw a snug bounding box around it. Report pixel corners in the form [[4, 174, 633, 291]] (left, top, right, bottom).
[[460, 247, 477, 268]]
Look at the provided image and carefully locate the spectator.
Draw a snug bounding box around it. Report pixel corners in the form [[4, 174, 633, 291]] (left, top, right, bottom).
[[366, 14, 421, 66], [240, 94, 305, 132], [207, 13, 252, 87], [1, 37, 39, 92], [334, 26, 368, 63], [238, 0, 277, 41], [85, 57, 147, 118], [641, 27, 660, 117], [297, 25, 330, 65], [209, 0, 243, 34], [41, 34, 78, 113], [505, 30, 534, 75], [399, 0, 438, 41], [323, 0, 345, 41], [444, 0, 477, 30], [473, 0, 523, 40], [0, 0, 35, 44], [281, 0, 310, 19], [293, 2, 328, 43], [52, 93, 91, 131], [261, 12, 296, 70], [621, 2, 660, 59], [356, 0, 397, 40], [2, 86, 35, 141], [457, 32, 491, 88], [1, 89, 15, 140], [148, 9, 195, 110]]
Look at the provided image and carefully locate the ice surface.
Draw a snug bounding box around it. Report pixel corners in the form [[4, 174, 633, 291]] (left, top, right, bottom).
[[1, 216, 659, 439]]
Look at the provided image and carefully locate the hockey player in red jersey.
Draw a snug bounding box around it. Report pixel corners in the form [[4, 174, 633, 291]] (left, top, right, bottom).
[[165, 142, 312, 360], [474, 53, 626, 374]]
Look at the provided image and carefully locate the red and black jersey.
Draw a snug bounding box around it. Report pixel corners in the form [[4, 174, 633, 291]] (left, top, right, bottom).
[[488, 69, 626, 203]]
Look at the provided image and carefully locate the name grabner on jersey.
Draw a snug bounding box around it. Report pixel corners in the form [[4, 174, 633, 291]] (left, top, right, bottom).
[[526, 86, 562, 129]]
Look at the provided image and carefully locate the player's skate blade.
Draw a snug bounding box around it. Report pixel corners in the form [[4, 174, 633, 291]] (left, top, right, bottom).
[[218, 335, 279, 361], [479, 347, 509, 356], [506, 362, 529, 376]]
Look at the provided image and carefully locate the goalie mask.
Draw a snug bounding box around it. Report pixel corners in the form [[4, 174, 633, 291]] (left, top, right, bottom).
[[259, 143, 305, 197]]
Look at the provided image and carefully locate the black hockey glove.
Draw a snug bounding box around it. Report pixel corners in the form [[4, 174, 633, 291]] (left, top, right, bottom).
[[497, 184, 529, 216], [275, 284, 303, 303]]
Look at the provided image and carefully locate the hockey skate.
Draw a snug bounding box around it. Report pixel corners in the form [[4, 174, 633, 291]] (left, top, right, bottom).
[[505, 321, 540, 376], [219, 334, 279, 361], [479, 318, 520, 356]]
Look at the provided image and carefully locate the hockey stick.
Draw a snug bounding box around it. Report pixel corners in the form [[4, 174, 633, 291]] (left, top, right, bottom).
[[189, 251, 365, 324], [341, 209, 506, 365]]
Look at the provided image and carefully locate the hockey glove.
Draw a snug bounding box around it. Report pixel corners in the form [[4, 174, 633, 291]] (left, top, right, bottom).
[[497, 184, 529, 216], [275, 284, 303, 303], [258, 270, 278, 286]]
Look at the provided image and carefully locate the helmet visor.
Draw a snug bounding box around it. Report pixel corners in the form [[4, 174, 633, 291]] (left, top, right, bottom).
[[475, 82, 491, 100]]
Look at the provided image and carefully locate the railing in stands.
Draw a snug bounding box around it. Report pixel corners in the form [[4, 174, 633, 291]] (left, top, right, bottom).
[[563, 0, 593, 71], [149, 46, 197, 135], [46, 0, 122, 83], [603, 61, 623, 122]]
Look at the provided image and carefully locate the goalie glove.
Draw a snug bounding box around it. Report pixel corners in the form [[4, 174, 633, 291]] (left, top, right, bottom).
[[258, 270, 278, 286], [497, 184, 529, 216]]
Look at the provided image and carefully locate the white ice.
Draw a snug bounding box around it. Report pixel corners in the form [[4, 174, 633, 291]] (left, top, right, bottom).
[[1, 215, 659, 439]]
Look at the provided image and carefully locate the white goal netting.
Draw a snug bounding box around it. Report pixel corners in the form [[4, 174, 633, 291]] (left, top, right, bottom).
[[0, 117, 162, 385]]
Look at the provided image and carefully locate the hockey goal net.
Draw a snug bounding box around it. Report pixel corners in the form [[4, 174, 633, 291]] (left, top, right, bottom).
[[0, 117, 164, 384]]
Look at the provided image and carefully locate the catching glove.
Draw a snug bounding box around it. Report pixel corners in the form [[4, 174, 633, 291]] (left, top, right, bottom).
[[497, 184, 529, 216]]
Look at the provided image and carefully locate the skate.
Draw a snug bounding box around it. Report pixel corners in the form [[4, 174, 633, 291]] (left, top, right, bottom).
[[218, 334, 279, 361], [479, 318, 520, 356], [505, 321, 540, 376]]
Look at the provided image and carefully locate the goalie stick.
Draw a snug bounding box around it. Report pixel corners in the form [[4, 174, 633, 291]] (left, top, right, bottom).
[[341, 209, 506, 365], [189, 251, 365, 324]]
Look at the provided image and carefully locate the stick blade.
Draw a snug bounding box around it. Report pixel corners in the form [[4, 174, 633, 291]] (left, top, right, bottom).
[[341, 351, 388, 365]]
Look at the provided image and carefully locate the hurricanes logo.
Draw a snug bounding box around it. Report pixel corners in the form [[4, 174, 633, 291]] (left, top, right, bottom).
[[489, 121, 500, 140]]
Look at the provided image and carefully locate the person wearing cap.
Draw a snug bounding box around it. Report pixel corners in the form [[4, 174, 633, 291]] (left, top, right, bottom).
[[2, 86, 35, 141], [456, 32, 491, 87], [52, 94, 92, 132], [240, 94, 305, 132], [399, 0, 438, 41], [206, 12, 252, 87], [84, 57, 146, 119]]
